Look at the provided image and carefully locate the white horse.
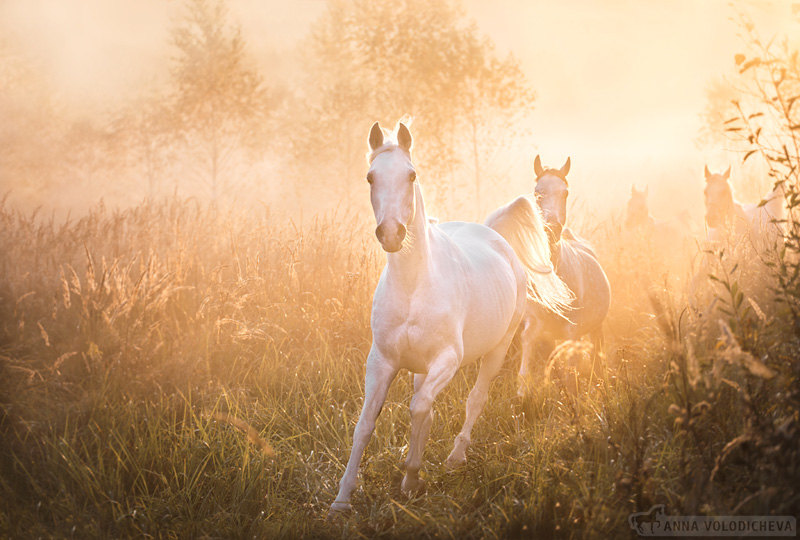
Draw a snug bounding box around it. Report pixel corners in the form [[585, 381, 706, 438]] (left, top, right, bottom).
[[486, 155, 610, 395], [330, 123, 571, 514], [703, 165, 784, 249], [625, 184, 695, 258], [625, 184, 655, 232]]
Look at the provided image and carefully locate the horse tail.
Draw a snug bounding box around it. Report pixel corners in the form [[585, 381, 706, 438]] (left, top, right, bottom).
[[486, 196, 574, 316]]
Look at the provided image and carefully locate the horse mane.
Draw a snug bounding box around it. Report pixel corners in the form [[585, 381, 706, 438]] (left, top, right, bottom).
[[485, 196, 574, 316], [368, 142, 409, 164]]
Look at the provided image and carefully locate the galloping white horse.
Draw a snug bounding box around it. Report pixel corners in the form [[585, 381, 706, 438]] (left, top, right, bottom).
[[703, 165, 784, 249], [330, 123, 571, 514], [487, 155, 610, 394]]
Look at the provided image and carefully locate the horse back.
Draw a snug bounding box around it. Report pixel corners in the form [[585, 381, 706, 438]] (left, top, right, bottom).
[[435, 221, 527, 359], [437, 221, 523, 278]]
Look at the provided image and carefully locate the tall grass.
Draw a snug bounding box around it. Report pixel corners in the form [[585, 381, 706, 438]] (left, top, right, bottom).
[[0, 197, 797, 538]]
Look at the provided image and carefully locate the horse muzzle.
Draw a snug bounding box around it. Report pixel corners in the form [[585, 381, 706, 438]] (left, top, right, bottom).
[[375, 221, 407, 253]]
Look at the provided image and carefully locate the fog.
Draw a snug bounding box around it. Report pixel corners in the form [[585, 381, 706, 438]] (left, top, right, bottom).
[[0, 0, 796, 222]]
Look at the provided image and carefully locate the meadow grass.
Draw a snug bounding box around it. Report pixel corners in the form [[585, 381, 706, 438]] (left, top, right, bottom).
[[0, 198, 797, 538]]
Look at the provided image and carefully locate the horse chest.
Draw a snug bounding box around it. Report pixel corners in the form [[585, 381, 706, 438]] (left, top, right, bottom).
[[372, 287, 456, 371]]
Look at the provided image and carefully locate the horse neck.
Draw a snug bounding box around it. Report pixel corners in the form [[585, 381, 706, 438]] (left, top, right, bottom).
[[385, 183, 431, 290], [550, 237, 562, 269], [713, 194, 744, 229], [728, 200, 747, 228], [550, 214, 567, 269], [713, 201, 748, 236]]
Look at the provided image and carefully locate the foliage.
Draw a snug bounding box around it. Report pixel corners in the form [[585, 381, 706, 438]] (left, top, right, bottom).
[[1, 1, 283, 208], [1, 192, 797, 537], [715, 18, 800, 333], [289, 0, 534, 213], [687, 15, 800, 516], [169, 0, 281, 200], [112, 91, 178, 199], [0, 46, 66, 200], [0, 3, 798, 538]]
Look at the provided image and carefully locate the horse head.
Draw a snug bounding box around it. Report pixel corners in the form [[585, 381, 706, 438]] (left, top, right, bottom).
[[625, 184, 650, 230], [703, 165, 734, 229], [366, 121, 417, 253], [533, 154, 571, 245]]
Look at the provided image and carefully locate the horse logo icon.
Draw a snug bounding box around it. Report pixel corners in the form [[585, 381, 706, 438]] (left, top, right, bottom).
[[629, 504, 667, 536]]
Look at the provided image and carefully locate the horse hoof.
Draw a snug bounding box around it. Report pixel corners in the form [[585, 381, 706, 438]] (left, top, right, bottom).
[[328, 501, 352, 519], [445, 454, 467, 469], [401, 477, 426, 497]]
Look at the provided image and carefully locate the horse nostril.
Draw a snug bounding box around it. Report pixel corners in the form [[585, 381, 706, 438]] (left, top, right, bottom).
[[375, 222, 405, 251]]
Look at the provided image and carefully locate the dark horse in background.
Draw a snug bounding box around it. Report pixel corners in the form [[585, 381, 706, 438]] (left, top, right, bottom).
[[487, 155, 611, 394]]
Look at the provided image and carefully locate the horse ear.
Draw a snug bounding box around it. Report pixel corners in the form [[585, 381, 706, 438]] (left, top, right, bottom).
[[397, 123, 412, 151], [704, 165, 711, 181], [560, 157, 571, 176], [723, 166, 731, 179], [534, 155, 544, 178], [369, 122, 384, 151]]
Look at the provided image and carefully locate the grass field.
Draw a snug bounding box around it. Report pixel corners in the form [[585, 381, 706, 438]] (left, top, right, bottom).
[[1, 198, 797, 538]]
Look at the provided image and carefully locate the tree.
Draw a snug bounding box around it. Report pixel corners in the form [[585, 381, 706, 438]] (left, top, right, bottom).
[[111, 90, 177, 199], [289, 0, 534, 214], [170, 0, 278, 201], [713, 13, 800, 329], [0, 45, 64, 203], [458, 53, 533, 216], [700, 77, 740, 147]]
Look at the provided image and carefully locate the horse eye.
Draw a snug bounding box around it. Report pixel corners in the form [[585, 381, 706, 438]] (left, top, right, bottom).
[[409, 171, 417, 182], [366, 172, 374, 184]]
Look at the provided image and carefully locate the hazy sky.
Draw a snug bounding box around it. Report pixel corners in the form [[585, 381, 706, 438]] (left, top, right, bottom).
[[1, 0, 796, 217]]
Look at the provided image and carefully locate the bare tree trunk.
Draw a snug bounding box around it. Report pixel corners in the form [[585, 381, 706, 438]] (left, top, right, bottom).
[[211, 133, 218, 202], [471, 118, 481, 219], [146, 141, 156, 199]]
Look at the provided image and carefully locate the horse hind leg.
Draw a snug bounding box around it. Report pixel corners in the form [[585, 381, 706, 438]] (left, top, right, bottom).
[[401, 349, 459, 497], [446, 340, 508, 469], [517, 314, 541, 397]]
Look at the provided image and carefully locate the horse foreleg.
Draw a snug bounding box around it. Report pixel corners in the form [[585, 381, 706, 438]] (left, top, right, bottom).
[[330, 348, 397, 514], [446, 341, 508, 468], [517, 315, 538, 397], [402, 349, 459, 496]]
